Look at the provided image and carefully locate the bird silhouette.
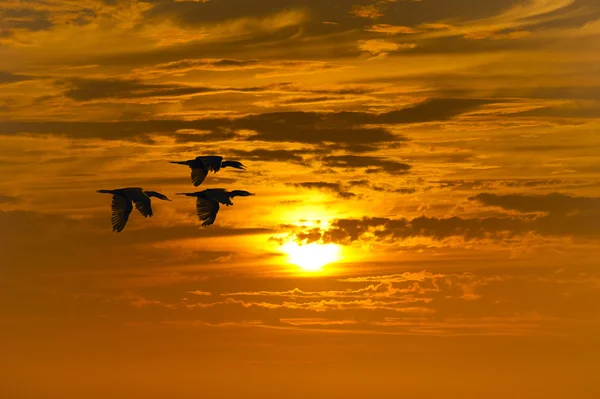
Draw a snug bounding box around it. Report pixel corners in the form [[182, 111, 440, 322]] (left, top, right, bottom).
[[170, 155, 246, 187], [97, 188, 171, 232], [176, 188, 254, 226]]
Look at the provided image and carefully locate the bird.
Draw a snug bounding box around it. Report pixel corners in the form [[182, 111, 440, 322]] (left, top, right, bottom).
[[169, 155, 246, 187], [97, 188, 171, 232], [176, 188, 254, 226]]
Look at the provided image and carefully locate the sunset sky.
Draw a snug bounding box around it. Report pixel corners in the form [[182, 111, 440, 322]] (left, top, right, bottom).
[[1, 0, 600, 397]]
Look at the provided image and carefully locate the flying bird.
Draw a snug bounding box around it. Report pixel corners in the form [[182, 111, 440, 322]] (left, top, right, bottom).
[[170, 155, 246, 187], [97, 188, 171, 232], [176, 188, 254, 226]]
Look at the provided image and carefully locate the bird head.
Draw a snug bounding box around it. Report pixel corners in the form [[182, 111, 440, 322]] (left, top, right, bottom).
[[229, 190, 255, 198], [145, 191, 172, 201], [222, 160, 246, 170]]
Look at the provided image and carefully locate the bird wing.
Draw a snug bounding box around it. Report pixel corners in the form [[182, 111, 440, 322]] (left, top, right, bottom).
[[191, 167, 209, 187], [111, 195, 133, 232], [196, 197, 220, 226], [200, 156, 222, 173], [132, 196, 153, 218]]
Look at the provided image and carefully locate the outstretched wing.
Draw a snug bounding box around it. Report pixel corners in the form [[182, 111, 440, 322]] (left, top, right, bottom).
[[133, 196, 153, 218], [200, 156, 222, 173], [196, 197, 219, 226], [111, 195, 133, 232], [191, 166, 209, 187]]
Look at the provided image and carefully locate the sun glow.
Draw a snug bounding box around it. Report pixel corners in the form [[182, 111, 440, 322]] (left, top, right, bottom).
[[281, 241, 341, 272]]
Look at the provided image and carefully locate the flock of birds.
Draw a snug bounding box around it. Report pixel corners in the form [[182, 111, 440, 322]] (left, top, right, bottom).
[[97, 156, 254, 232]]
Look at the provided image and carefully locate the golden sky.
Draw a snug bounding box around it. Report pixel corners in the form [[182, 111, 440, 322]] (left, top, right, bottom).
[[1, 0, 600, 397]]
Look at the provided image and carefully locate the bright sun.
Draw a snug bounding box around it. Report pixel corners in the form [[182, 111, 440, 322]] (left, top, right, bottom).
[[281, 241, 341, 271]]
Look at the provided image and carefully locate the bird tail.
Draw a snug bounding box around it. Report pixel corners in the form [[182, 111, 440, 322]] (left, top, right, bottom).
[[97, 190, 114, 194], [176, 192, 195, 196], [230, 190, 254, 198], [170, 161, 189, 165]]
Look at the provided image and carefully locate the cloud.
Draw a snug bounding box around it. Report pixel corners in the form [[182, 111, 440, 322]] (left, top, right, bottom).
[[58, 77, 271, 102], [365, 24, 420, 34], [279, 318, 358, 326], [186, 296, 431, 313], [288, 182, 357, 199], [0, 98, 496, 144], [322, 155, 411, 175], [464, 30, 531, 41], [280, 199, 600, 245], [470, 193, 600, 215], [349, 5, 383, 19], [417, 0, 579, 41], [224, 279, 437, 300], [340, 271, 446, 283], [347, 179, 417, 194], [226, 148, 309, 164], [0, 195, 20, 204], [0, 71, 35, 85], [431, 179, 566, 192], [187, 290, 212, 296], [140, 7, 309, 46], [0, 210, 275, 248], [132, 58, 349, 79], [358, 39, 417, 57]]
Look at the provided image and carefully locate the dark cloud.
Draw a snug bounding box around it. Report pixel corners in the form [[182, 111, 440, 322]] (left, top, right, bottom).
[[494, 86, 600, 101], [1, 8, 53, 32], [284, 208, 600, 245], [0, 98, 499, 145], [288, 178, 416, 198], [322, 155, 411, 175], [279, 96, 342, 105], [0, 210, 274, 245], [322, 98, 494, 125], [143, 0, 513, 30], [133, 58, 346, 78], [288, 182, 357, 199], [58, 77, 270, 101], [470, 193, 600, 216], [0, 195, 20, 204], [0, 71, 35, 85], [432, 179, 565, 191], [507, 105, 600, 119], [276, 193, 600, 244], [284, 215, 525, 244], [325, 143, 381, 153], [347, 179, 416, 194], [149, 58, 261, 72], [226, 148, 309, 164]]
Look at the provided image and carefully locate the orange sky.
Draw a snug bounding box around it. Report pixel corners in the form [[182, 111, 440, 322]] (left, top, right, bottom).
[[1, 0, 600, 397]]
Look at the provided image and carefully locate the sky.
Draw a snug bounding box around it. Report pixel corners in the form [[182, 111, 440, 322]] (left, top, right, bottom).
[[1, 0, 600, 397]]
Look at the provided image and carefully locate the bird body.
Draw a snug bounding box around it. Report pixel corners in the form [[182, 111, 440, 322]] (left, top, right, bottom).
[[176, 188, 254, 226], [97, 187, 171, 232], [170, 155, 246, 186]]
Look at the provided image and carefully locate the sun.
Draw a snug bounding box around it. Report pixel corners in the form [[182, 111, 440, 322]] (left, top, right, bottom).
[[281, 240, 341, 272]]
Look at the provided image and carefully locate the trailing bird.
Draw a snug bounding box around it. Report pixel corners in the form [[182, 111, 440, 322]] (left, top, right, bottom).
[[176, 188, 254, 226], [169, 155, 246, 187], [97, 188, 171, 232]]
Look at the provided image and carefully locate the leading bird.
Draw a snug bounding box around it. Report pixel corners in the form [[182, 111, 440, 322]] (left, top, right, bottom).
[[97, 187, 171, 232], [170, 155, 246, 187], [176, 188, 254, 226]]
